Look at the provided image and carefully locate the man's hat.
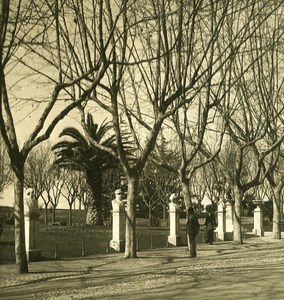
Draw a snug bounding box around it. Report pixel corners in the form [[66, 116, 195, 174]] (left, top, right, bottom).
[[187, 207, 194, 214]]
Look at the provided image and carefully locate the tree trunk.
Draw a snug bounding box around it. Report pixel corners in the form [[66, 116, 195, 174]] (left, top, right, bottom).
[[86, 170, 103, 225], [148, 203, 152, 221], [163, 204, 166, 221], [52, 205, 56, 223], [69, 203, 73, 226], [124, 175, 138, 258], [233, 186, 243, 244], [14, 168, 29, 273], [180, 179, 192, 209], [44, 203, 48, 226], [272, 185, 282, 239]]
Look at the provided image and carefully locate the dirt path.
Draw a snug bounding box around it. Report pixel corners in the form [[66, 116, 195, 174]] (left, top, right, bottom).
[[1, 237, 284, 299]]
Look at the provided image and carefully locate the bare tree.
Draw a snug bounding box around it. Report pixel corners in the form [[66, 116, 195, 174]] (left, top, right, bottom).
[[139, 177, 159, 222], [24, 142, 54, 206], [155, 101, 224, 210], [41, 167, 65, 224], [76, 0, 282, 258], [2, 0, 282, 270], [39, 190, 51, 227], [139, 163, 178, 222], [76, 176, 90, 213], [153, 168, 179, 221], [61, 170, 83, 226], [190, 171, 207, 213], [0, 136, 12, 195], [202, 162, 225, 204], [0, 0, 128, 272], [217, 2, 284, 244], [261, 10, 284, 239], [266, 153, 284, 239]]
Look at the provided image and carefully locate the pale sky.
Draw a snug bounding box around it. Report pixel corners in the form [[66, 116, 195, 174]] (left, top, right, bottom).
[[0, 185, 80, 209]]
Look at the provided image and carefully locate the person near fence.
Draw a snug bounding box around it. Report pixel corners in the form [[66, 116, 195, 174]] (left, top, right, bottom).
[[186, 207, 200, 258], [203, 208, 217, 245]]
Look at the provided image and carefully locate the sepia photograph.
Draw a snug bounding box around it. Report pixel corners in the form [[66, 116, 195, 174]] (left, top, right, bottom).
[[1, 0, 284, 299]]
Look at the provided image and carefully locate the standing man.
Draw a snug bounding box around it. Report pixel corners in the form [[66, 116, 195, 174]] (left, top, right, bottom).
[[186, 207, 200, 258], [203, 207, 217, 245]]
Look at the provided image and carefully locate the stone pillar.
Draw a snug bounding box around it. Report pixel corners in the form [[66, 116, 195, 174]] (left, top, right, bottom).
[[24, 188, 41, 261], [216, 202, 226, 241], [110, 199, 125, 252], [167, 202, 182, 246], [253, 200, 264, 237], [225, 202, 234, 240]]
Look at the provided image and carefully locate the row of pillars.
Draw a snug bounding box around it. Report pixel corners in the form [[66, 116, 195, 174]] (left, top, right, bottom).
[[109, 200, 265, 251], [23, 188, 265, 259], [109, 200, 183, 250], [216, 201, 264, 240]]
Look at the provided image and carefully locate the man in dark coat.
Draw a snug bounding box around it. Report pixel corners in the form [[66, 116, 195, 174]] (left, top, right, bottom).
[[186, 207, 200, 258], [203, 209, 217, 245]]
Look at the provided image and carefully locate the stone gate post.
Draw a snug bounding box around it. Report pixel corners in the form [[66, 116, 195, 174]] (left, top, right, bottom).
[[167, 194, 182, 246], [110, 189, 125, 252], [253, 200, 264, 237], [216, 202, 226, 241], [225, 202, 234, 240], [24, 188, 41, 261]]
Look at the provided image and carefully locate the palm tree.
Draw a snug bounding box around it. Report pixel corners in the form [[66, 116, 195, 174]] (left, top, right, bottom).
[[52, 114, 118, 225]]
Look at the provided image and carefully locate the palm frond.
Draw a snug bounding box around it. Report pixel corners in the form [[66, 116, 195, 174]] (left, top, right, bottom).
[[51, 141, 82, 151], [59, 127, 89, 146]]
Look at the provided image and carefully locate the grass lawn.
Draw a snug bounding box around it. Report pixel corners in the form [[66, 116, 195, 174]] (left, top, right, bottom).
[[0, 207, 189, 263]]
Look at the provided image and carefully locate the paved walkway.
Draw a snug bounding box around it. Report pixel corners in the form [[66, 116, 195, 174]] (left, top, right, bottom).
[[1, 236, 284, 299]]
